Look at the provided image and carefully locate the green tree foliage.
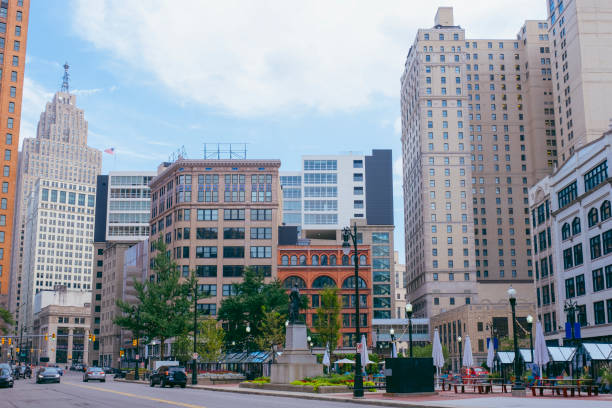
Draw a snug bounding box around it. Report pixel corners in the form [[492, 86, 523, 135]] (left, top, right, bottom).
[[408, 343, 450, 360], [255, 307, 286, 362], [173, 319, 225, 365], [114, 238, 192, 358], [498, 336, 530, 350], [314, 287, 341, 359], [0, 307, 14, 335], [218, 268, 293, 351]]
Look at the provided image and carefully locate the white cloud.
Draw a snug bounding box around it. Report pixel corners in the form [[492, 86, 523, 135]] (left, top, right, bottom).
[[72, 88, 103, 96], [19, 77, 54, 147], [72, 0, 546, 117]]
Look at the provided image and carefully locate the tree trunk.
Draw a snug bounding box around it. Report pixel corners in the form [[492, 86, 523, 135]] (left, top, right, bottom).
[[160, 337, 166, 360]]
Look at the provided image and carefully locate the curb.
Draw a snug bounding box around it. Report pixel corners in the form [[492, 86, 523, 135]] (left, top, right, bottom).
[[115, 378, 450, 408]]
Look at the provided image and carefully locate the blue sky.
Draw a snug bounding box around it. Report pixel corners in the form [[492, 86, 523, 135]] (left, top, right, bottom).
[[22, 0, 547, 260]]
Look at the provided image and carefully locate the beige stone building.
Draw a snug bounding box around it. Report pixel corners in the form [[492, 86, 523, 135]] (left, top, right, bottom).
[[148, 158, 281, 315], [31, 288, 91, 365], [394, 251, 406, 319], [547, 0, 612, 164], [430, 301, 535, 372], [401, 7, 554, 318], [9, 68, 101, 329]]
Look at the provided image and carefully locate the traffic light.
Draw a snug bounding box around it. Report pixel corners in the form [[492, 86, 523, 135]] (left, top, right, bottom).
[[88, 334, 92, 341], [119, 350, 124, 357], [8, 338, 11, 345], [52, 333, 56, 340], [44, 334, 48, 341], [1, 337, 4, 345], [132, 339, 137, 346], [15, 347, 19, 353], [92, 335, 96, 342]]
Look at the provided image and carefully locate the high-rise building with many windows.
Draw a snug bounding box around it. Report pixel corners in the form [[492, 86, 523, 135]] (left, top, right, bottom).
[[9, 66, 102, 329], [547, 0, 612, 164], [0, 0, 30, 309], [401, 8, 554, 318]]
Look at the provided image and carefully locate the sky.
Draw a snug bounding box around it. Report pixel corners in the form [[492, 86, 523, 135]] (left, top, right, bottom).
[[21, 0, 548, 260]]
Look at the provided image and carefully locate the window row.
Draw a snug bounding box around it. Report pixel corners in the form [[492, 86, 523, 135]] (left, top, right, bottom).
[[280, 254, 367, 266], [282, 275, 367, 289], [173, 246, 272, 259]]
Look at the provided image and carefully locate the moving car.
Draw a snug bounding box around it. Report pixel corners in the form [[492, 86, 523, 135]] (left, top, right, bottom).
[[83, 367, 106, 382], [36, 367, 61, 384], [149, 366, 187, 388], [0, 366, 14, 388]]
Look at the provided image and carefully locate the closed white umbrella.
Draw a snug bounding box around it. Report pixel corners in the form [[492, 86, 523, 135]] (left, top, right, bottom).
[[462, 335, 474, 368], [486, 338, 495, 371], [322, 343, 331, 367], [432, 329, 445, 384], [360, 334, 372, 365], [533, 321, 550, 379]]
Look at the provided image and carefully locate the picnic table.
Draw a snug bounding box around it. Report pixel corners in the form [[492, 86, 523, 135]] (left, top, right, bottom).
[[449, 377, 512, 394], [529, 378, 599, 397]]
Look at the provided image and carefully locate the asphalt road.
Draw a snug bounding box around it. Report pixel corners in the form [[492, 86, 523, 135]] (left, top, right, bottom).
[[1, 371, 382, 408]]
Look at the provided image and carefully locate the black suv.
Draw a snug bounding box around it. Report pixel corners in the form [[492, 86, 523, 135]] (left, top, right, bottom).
[[149, 366, 187, 388]]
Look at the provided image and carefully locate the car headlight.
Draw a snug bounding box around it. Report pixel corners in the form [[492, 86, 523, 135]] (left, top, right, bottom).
[[38, 375, 43, 378], [55, 374, 60, 377]]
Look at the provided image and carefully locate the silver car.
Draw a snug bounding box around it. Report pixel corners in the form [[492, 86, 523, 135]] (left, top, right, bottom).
[[83, 366, 106, 382]]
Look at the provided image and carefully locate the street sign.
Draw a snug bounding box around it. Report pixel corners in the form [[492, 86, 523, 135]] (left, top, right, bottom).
[[356, 343, 363, 353], [135, 354, 139, 360], [192, 352, 198, 360]]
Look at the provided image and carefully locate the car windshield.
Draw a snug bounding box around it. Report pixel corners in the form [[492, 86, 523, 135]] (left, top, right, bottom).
[[90, 367, 103, 372], [0, 368, 9, 375], [169, 367, 185, 372], [44, 368, 59, 374]]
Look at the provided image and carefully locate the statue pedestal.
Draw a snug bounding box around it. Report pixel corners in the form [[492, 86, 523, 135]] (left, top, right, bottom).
[[270, 324, 322, 384]]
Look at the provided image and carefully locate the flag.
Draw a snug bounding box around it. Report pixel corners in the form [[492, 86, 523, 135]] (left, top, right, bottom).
[[104, 147, 115, 155]]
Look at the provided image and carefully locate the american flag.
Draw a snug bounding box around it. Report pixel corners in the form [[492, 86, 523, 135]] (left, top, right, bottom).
[[104, 147, 115, 155]]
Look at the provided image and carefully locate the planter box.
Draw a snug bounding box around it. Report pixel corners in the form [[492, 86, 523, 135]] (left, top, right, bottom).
[[197, 377, 244, 385], [240, 382, 349, 394], [385, 357, 434, 394]]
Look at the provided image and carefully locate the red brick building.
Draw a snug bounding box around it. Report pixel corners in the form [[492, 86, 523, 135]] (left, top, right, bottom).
[[277, 245, 372, 348]]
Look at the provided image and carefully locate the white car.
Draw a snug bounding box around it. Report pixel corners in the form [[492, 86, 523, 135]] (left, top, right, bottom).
[[83, 367, 106, 382]]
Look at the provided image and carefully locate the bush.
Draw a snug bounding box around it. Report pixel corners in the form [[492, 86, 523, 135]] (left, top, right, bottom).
[[246, 376, 270, 384], [289, 374, 376, 392]]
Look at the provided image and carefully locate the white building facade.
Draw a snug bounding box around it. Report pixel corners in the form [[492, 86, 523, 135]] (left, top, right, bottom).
[[530, 130, 612, 344], [106, 172, 155, 240]]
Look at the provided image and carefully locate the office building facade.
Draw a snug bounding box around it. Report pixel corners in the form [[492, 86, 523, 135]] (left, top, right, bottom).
[[148, 158, 281, 315], [401, 7, 554, 317], [547, 0, 612, 163], [0, 0, 29, 308], [530, 130, 612, 344]]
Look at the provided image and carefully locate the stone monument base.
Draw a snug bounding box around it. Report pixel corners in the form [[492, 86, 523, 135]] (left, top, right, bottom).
[[270, 323, 322, 384]]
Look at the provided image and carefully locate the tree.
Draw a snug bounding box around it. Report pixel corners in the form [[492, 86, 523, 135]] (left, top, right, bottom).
[[173, 319, 225, 365], [314, 287, 341, 359], [255, 307, 286, 362], [410, 343, 449, 360], [218, 268, 309, 351], [115, 238, 192, 359], [0, 307, 14, 335]]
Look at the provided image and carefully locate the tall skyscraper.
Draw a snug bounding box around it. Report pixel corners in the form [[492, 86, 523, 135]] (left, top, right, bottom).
[[401, 8, 554, 318], [0, 0, 30, 308], [10, 65, 102, 329], [280, 150, 396, 318], [547, 0, 612, 163]]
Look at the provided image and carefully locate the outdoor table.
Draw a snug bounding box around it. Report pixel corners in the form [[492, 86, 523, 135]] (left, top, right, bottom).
[[529, 378, 598, 397]]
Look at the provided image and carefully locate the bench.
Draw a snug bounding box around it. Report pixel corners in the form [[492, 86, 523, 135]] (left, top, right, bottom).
[[530, 385, 578, 397], [452, 382, 492, 394]]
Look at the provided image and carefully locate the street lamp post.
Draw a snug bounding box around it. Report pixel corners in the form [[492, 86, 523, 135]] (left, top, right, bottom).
[[390, 328, 395, 357], [192, 280, 199, 385], [508, 286, 524, 391], [343, 223, 364, 398], [457, 336, 462, 373], [405, 303, 413, 358], [307, 336, 312, 352], [134, 306, 141, 381], [526, 315, 534, 364]]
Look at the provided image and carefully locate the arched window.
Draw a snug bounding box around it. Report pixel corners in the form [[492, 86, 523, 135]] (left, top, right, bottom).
[[561, 223, 571, 240], [299, 255, 307, 265], [320, 255, 328, 265], [283, 276, 306, 289], [290, 255, 298, 265], [312, 255, 319, 266], [329, 255, 337, 265], [351, 254, 356, 265], [342, 276, 367, 288], [572, 217, 581, 235], [359, 255, 367, 265], [601, 200, 611, 221], [588, 208, 599, 227], [342, 255, 349, 265], [281, 255, 289, 266], [312, 276, 337, 288]]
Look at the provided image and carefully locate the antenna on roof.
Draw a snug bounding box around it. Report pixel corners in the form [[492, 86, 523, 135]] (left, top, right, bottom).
[[61, 62, 70, 93]]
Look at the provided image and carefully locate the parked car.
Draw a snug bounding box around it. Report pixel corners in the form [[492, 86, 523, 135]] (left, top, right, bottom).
[[53, 365, 64, 376], [0, 366, 14, 388], [36, 367, 61, 384], [83, 367, 106, 382], [149, 366, 187, 388], [460, 367, 489, 377], [102, 366, 114, 374]]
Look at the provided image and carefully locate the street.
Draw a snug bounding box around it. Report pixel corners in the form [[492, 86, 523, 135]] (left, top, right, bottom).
[[1, 371, 383, 408]]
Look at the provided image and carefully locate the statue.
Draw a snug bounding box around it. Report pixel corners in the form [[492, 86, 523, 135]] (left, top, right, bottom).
[[289, 284, 300, 324]]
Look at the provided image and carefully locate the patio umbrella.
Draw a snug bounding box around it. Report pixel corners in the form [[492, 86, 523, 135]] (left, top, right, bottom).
[[322, 343, 330, 367], [360, 335, 372, 365], [432, 329, 445, 380], [533, 321, 550, 379], [336, 358, 355, 364], [486, 337, 495, 371], [462, 335, 474, 368]]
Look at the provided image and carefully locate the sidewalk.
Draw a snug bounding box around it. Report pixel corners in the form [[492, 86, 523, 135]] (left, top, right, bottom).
[[117, 379, 612, 408]]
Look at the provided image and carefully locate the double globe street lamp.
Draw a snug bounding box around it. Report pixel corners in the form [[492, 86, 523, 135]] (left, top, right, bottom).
[[508, 286, 525, 392], [405, 303, 413, 358]]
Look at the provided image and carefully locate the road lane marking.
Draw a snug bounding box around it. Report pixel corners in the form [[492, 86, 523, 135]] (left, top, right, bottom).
[[64, 382, 206, 408]]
